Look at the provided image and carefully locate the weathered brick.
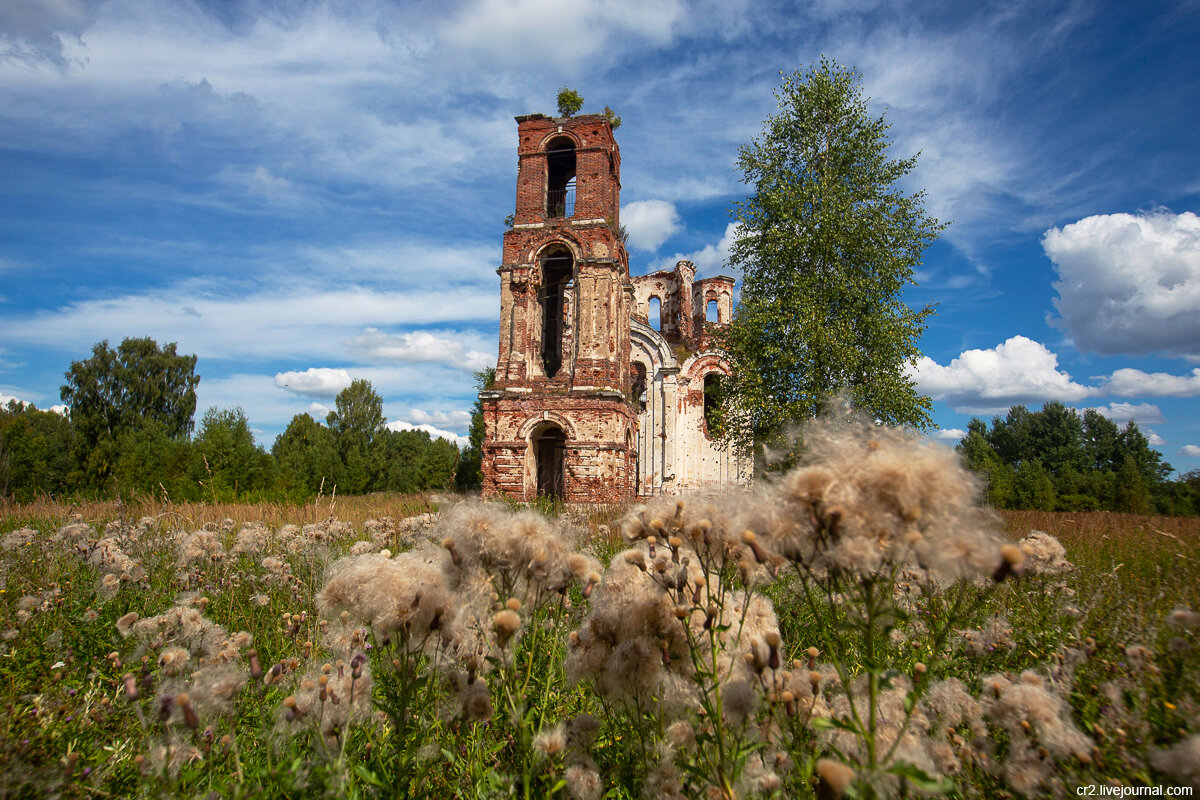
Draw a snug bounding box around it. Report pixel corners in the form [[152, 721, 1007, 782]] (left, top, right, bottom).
[[482, 113, 749, 503]]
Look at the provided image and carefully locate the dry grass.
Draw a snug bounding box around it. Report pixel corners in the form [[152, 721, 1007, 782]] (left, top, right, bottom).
[[0, 491, 438, 531]]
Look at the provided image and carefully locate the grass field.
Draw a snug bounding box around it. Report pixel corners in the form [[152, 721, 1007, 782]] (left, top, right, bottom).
[[1, 468, 1196, 798]]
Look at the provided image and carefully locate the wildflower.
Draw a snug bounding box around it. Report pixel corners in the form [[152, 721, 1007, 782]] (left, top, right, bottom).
[[815, 758, 855, 799], [159, 646, 190, 676], [1166, 606, 1200, 632], [533, 725, 567, 758], [980, 670, 1093, 796], [461, 679, 493, 722], [494, 609, 521, 647], [1017, 531, 1073, 575], [1148, 734, 1200, 789], [317, 547, 454, 647], [176, 692, 199, 729], [993, 544, 1026, 582], [564, 764, 602, 800]]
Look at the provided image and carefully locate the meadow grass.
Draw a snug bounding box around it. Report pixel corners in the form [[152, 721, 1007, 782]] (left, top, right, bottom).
[[0, 479, 1196, 799]]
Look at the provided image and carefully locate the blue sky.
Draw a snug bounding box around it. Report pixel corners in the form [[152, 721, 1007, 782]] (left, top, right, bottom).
[[2, 0, 1199, 473]]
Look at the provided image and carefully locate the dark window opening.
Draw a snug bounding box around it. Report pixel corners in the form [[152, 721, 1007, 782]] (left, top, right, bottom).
[[540, 245, 573, 378], [534, 426, 566, 498], [546, 137, 576, 218], [632, 362, 647, 411], [706, 299, 719, 322], [703, 373, 724, 437]]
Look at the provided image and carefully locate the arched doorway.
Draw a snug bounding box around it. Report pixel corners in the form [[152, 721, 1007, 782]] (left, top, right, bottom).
[[532, 424, 567, 498]]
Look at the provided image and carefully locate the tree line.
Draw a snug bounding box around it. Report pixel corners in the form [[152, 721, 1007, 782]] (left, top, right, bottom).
[[0, 338, 463, 502], [958, 401, 1199, 516]]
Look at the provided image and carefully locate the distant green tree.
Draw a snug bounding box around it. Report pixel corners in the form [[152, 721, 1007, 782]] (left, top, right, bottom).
[[456, 367, 495, 492], [191, 407, 276, 500], [327, 380, 386, 495], [1081, 409, 1122, 471], [1116, 421, 1172, 484], [273, 413, 343, 498], [960, 402, 1179, 515], [111, 420, 194, 501], [0, 401, 74, 500], [1114, 454, 1152, 515], [556, 87, 583, 117], [957, 419, 1012, 508], [1012, 459, 1057, 511], [986, 405, 1034, 468], [717, 59, 940, 461], [1028, 401, 1086, 476], [60, 337, 199, 487]]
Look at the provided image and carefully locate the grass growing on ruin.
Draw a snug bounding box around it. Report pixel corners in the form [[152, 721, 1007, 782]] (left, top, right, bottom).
[[1, 450, 1197, 799]]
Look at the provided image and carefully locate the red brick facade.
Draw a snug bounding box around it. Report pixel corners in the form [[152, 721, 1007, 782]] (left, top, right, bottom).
[[481, 113, 749, 503], [481, 113, 638, 503]]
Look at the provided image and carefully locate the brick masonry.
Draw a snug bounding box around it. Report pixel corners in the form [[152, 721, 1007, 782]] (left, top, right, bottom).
[[481, 113, 749, 503]]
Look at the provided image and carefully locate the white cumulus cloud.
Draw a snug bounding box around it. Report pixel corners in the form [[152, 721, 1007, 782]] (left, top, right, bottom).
[[1099, 368, 1200, 398], [345, 328, 494, 372], [410, 408, 472, 429], [1179, 444, 1200, 458], [623, 200, 683, 252], [386, 420, 467, 448], [931, 428, 966, 442], [1086, 402, 1166, 425], [912, 335, 1097, 414], [274, 368, 352, 399], [1045, 209, 1200, 359]]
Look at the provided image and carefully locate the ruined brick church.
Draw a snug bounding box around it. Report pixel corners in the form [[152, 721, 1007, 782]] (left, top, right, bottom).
[[480, 112, 750, 503]]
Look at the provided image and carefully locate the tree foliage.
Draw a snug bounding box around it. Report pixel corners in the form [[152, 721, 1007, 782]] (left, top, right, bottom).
[[958, 403, 1191, 515], [0, 401, 74, 500], [718, 59, 940, 460], [60, 337, 199, 486], [455, 367, 495, 492], [4, 341, 470, 501], [556, 87, 583, 117]]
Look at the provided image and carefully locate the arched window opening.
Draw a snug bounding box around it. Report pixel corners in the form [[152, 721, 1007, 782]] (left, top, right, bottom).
[[703, 373, 724, 437], [706, 299, 719, 322], [546, 137, 576, 218], [631, 362, 647, 412], [540, 245, 573, 378], [533, 425, 567, 498], [648, 297, 661, 331]]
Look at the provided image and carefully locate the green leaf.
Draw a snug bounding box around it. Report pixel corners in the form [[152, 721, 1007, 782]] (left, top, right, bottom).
[[887, 761, 954, 793]]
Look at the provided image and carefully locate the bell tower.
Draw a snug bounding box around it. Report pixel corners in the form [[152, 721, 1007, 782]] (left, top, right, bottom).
[[480, 112, 637, 503]]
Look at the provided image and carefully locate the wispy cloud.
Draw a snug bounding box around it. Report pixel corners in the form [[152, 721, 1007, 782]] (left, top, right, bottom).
[[345, 328, 494, 372], [274, 368, 352, 399]]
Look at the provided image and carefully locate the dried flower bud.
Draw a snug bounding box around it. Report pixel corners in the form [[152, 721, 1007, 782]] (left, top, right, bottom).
[[494, 609, 521, 647], [177, 693, 199, 729], [123, 673, 139, 701], [506, 597, 521, 612], [993, 544, 1026, 581], [815, 758, 855, 799]]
